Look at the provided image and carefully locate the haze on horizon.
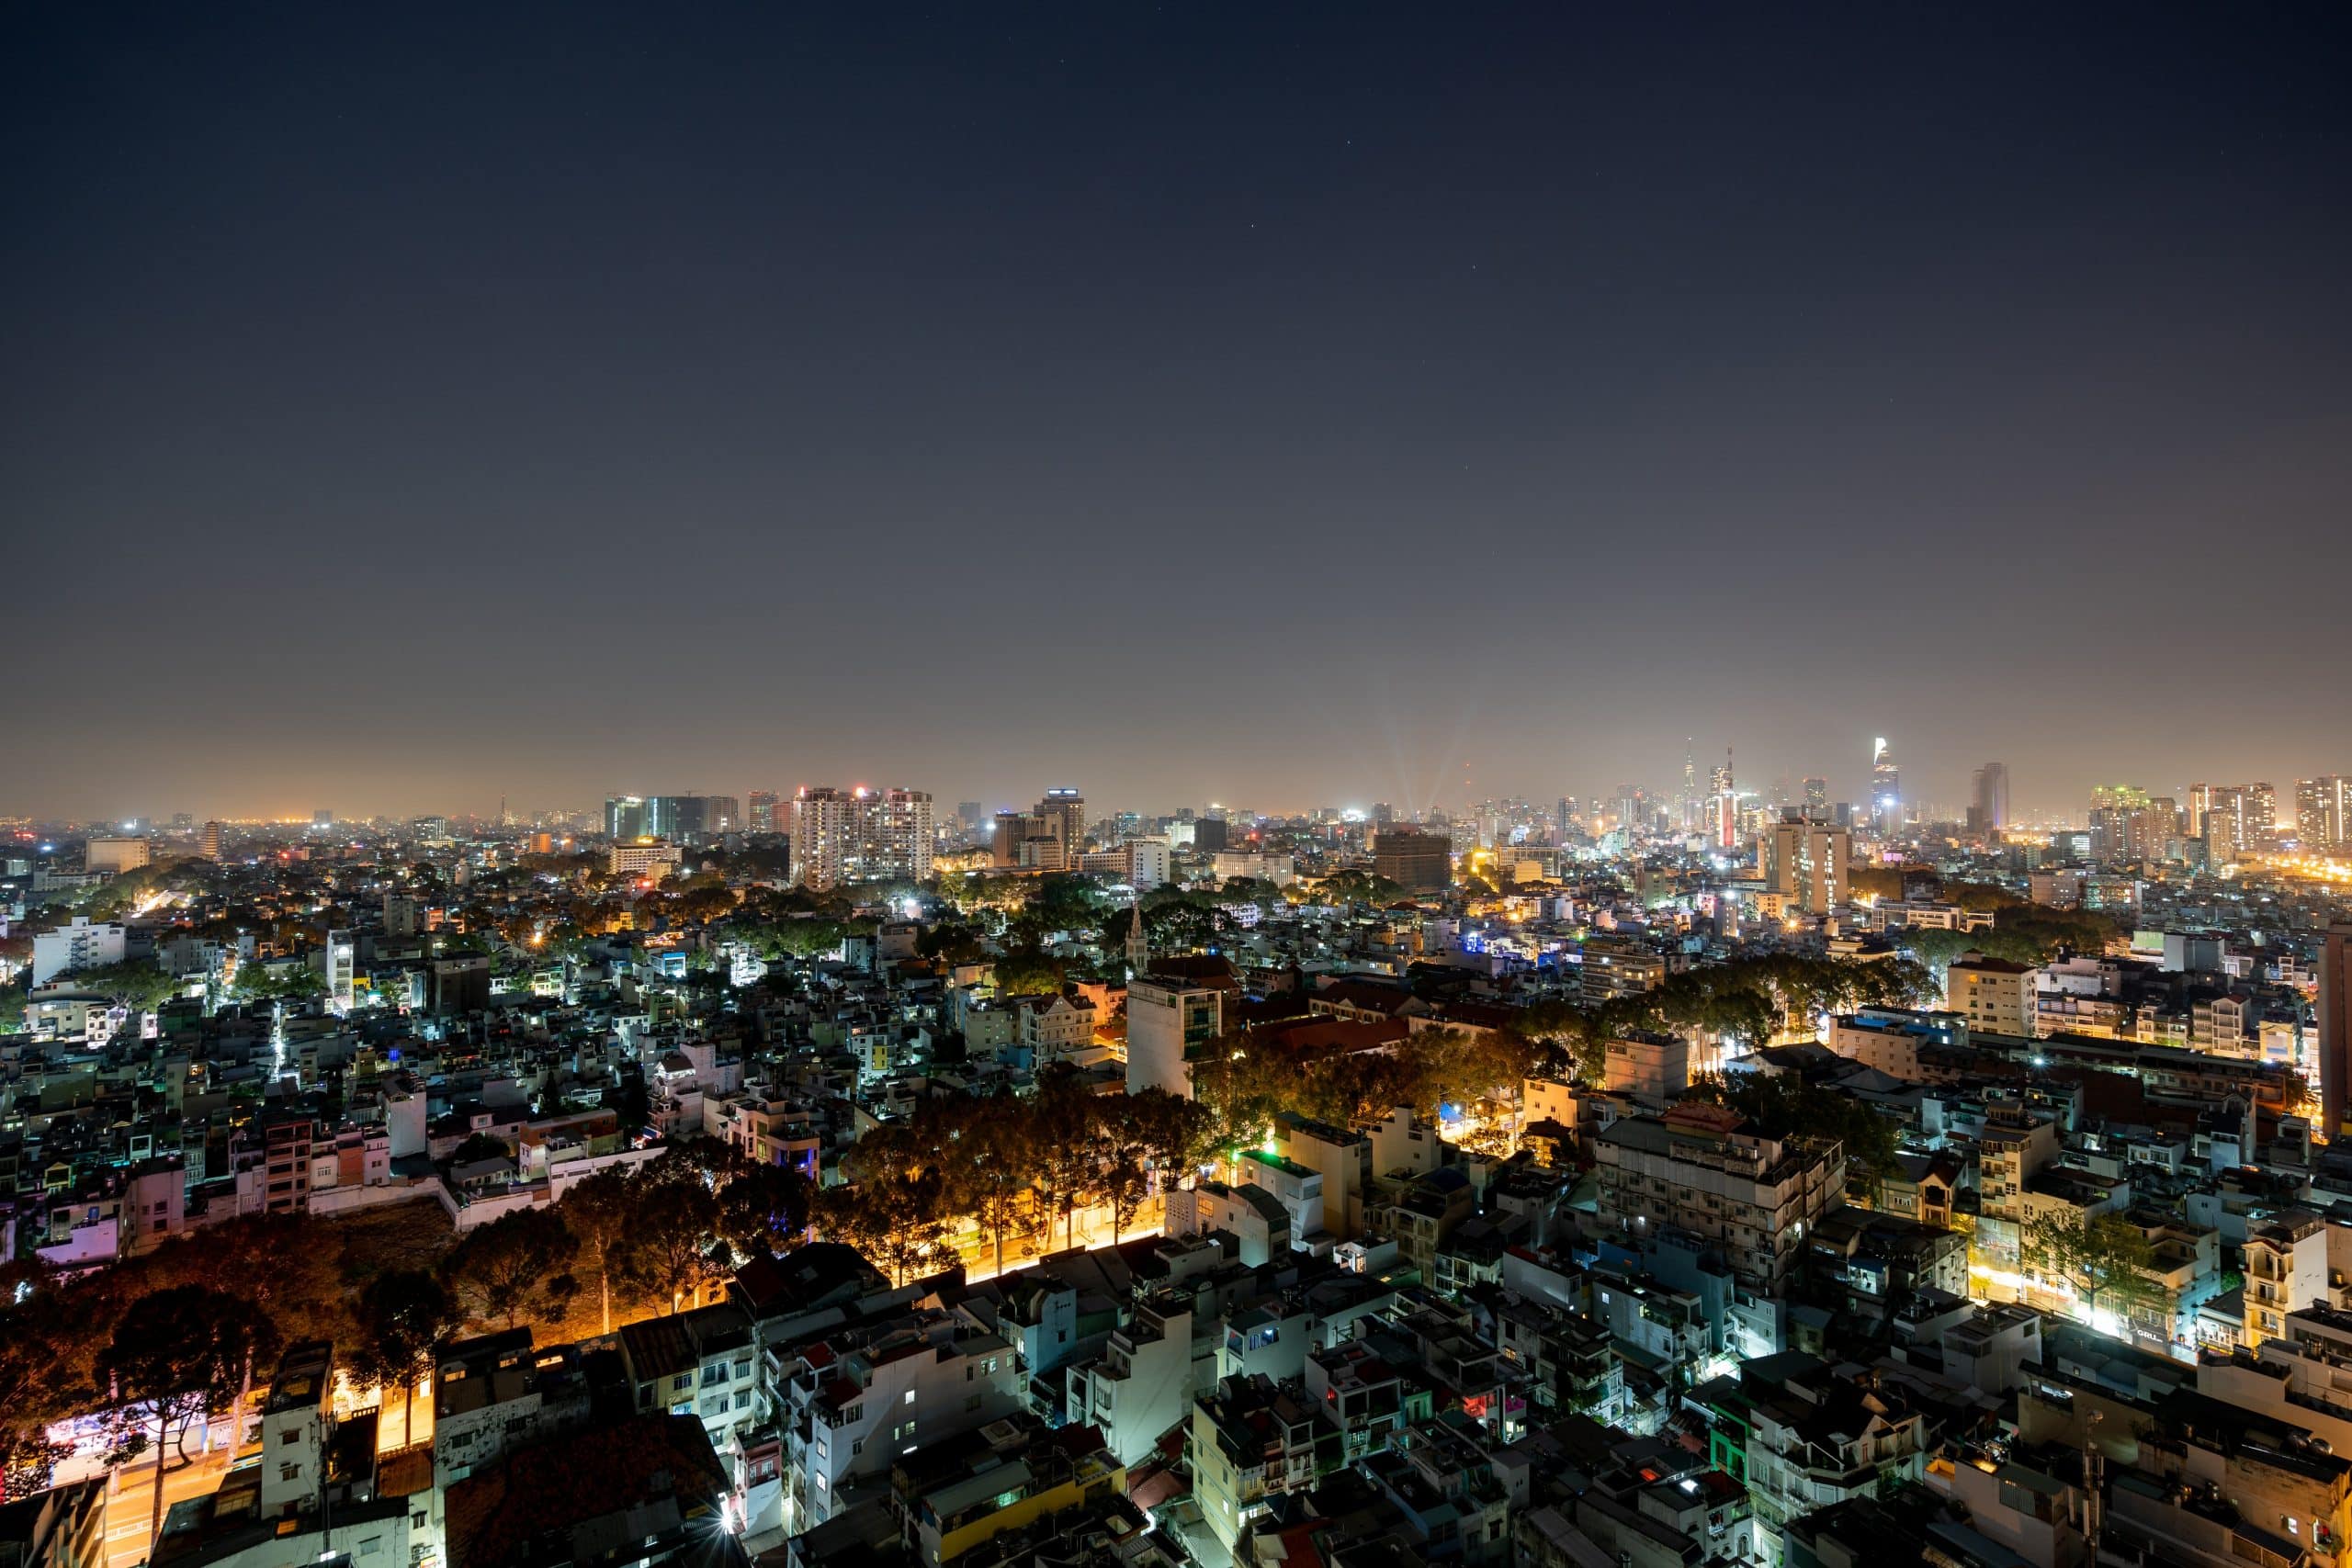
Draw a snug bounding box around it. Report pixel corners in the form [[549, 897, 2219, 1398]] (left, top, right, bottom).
[[6, 6, 2347, 824]]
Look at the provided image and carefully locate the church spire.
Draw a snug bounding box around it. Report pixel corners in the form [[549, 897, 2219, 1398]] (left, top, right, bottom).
[[1125, 900, 1148, 979]]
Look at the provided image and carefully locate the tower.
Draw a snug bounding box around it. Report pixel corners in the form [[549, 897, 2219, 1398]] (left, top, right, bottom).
[[1126, 901, 1149, 978], [1871, 738, 1902, 836], [2322, 922, 2352, 1141]]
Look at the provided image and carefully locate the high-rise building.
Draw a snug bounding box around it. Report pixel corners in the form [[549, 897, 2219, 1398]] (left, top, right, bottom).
[[608, 795, 739, 841], [1803, 777, 1828, 812], [85, 837, 152, 874], [1971, 763, 2009, 832], [1193, 816, 1229, 853], [956, 801, 984, 831], [200, 820, 224, 861], [748, 791, 781, 832], [2245, 783, 2278, 849], [1371, 825, 1451, 894], [2199, 784, 2247, 858], [1871, 738, 1902, 836], [325, 930, 355, 1014], [792, 786, 933, 890], [1126, 974, 1225, 1097], [2319, 923, 2352, 1140], [1764, 810, 1850, 915], [1036, 788, 1085, 859], [605, 795, 648, 840], [2299, 777, 2351, 851]]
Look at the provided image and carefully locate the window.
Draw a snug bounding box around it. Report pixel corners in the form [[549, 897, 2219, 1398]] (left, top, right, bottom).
[[903, 1389, 915, 1404]]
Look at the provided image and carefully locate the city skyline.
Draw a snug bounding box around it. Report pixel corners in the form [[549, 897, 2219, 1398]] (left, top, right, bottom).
[[6, 6, 2349, 822], [17, 745, 2348, 830]]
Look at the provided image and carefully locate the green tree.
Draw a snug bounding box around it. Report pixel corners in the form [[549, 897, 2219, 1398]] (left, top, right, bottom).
[[347, 1270, 460, 1436], [633, 1173, 725, 1314], [62, 959, 175, 1016], [441, 1207, 579, 1330], [715, 1161, 813, 1262], [819, 1172, 948, 1288], [2025, 1213, 2158, 1325], [558, 1166, 643, 1335], [938, 1095, 1039, 1276], [100, 1286, 280, 1551]]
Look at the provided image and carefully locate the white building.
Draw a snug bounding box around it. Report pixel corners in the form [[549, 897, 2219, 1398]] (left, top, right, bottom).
[[1125, 975, 1224, 1096], [1211, 850, 1295, 887], [1065, 1300, 1194, 1465], [1125, 837, 1170, 891], [1601, 1032, 1690, 1103], [792, 786, 934, 891], [1014, 992, 1097, 1067], [31, 916, 127, 985], [607, 840, 684, 878], [1593, 1103, 1846, 1292], [1948, 954, 2039, 1035]]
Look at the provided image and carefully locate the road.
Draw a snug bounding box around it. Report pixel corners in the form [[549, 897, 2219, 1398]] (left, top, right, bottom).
[[952, 1193, 1167, 1284], [100, 1438, 237, 1568]]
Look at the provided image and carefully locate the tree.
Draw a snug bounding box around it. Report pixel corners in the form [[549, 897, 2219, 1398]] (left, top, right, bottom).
[[0, 1262, 78, 1492], [441, 1207, 579, 1330], [937, 1096, 1039, 1276], [100, 1286, 279, 1552], [633, 1174, 725, 1314], [560, 1167, 644, 1336], [348, 1271, 460, 1437], [2025, 1213, 2158, 1325], [715, 1161, 813, 1262], [62, 958, 175, 1016], [819, 1175, 947, 1288], [1027, 1071, 1105, 1256]]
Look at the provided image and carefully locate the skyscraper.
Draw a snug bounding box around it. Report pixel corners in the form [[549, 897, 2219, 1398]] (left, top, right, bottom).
[[2320, 922, 2352, 1141], [1036, 788, 1086, 860], [2245, 783, 2278, 849], [1372, 825, 1452, 894], [2298, 777, 2351, 851], [1871, 738, 1902, 836], [1971, 763, 2009, 831], [748, 791, 781, 832], [1802, 777, 1828, 812], [1765, 809, 1850, 915], [605, 795, 649, 840], [792, 786, 933, 890]]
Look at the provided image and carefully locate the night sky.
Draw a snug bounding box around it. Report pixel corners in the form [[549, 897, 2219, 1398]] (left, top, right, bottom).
[[6, 5, 2348, 823]]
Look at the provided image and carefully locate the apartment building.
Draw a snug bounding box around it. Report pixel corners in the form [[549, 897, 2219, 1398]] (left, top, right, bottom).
[[1593, 1103, 1846, 1292], [1947, 953, 2039, 1035]]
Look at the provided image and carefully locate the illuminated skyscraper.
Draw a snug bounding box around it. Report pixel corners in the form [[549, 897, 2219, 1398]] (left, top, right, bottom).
[[748, 791, 781, 832], [1871, 738, 1902, 835], [2245, 783, 2278, 848], [1803, 777, 1828, 812], [1971, 762, 2009, 831], [1036, 788, 1086, 860], [2298, 777, 2351, 850], [1765, 809, 1850, 915], [792, 786, 933, 890]]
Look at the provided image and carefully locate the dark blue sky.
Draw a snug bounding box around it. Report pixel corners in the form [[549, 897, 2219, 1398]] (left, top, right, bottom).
[[6, 4, 2348, 821]]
